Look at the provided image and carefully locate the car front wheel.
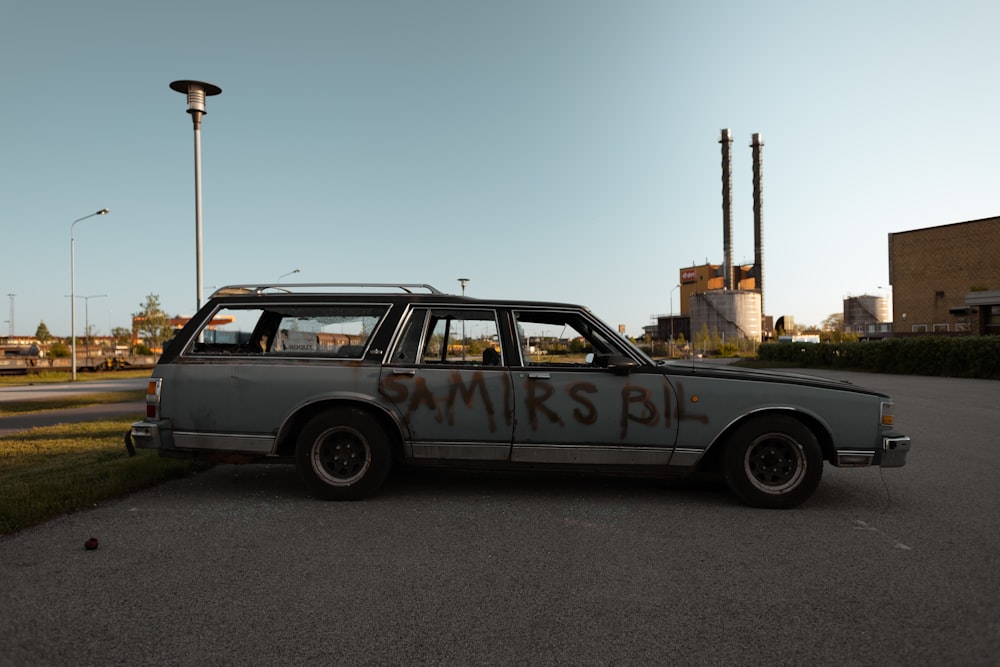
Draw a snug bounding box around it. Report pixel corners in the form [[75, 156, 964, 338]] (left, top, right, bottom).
[[295, 407, 392, 500], [722, 415, 823, 509]]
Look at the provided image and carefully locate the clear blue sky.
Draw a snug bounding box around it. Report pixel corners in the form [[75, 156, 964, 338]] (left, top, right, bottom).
[[2, 0, 998, 339]]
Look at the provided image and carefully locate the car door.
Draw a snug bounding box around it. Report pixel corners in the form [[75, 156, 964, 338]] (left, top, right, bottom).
[[166, 302, 391, 454], [380, 307, 514, 461], [508, 308, 678, 466]]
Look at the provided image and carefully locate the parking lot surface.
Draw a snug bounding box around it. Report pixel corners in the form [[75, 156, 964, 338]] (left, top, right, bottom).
[[1, 369, 997, 665]]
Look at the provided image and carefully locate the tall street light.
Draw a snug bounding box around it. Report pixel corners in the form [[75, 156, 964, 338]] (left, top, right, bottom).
[[70, 208, 109, 380], [170, 79, 222, 312], [278, 269, 301, 282]]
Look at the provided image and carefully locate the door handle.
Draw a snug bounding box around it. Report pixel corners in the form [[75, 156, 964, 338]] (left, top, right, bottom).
[[392, 368, 416, 376], [527, 372, 551, 380]]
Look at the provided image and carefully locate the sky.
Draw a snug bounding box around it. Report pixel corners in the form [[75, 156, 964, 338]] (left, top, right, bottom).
[[2, 0, 999, 339]]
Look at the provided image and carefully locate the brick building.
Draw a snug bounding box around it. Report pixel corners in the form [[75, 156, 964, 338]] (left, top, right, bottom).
[[888, 216, 1000, 335]]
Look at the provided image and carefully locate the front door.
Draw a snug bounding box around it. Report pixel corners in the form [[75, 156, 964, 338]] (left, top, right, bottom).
[[508, 308, 677, 466]]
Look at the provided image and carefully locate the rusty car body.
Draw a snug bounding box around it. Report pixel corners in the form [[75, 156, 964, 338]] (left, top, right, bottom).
[[128, 283, 910, 508]]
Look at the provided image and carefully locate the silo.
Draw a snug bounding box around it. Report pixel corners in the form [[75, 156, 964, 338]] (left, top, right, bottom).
[[690, 291, 763, 343], [843, 294, 890, 333]]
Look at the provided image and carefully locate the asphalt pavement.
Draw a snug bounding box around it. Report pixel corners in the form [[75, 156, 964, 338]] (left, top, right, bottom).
[[0, 370, 997, 665]]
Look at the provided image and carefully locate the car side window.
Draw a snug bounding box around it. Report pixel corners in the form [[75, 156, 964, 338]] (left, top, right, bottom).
[[186, 304, 389, 358], [392, 308, 502, 366], [513, 310, 625, 366]]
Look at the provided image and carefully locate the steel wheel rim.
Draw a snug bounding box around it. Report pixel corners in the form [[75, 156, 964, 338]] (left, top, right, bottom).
[[744, 433, 806, 494], [311, 426, 371, 486]]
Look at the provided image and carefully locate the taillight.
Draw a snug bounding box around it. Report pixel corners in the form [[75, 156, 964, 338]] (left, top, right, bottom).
[[146, 378, 162, 419]]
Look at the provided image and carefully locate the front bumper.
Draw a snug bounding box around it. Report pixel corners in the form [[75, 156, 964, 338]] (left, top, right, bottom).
[[879, 433, 911, 468]]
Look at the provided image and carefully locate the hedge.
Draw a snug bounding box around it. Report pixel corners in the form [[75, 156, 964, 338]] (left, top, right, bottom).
[[757, 336, 1000, 380]]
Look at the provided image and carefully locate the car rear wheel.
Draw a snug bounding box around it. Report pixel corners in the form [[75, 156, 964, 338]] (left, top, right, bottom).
[[722, 415, 823, 509], [295, 407, 392, 500]]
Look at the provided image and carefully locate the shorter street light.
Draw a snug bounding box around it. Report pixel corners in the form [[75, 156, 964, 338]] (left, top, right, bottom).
[[67, 294, 108, 364], [457, 279, 470, 361], [70, 208, 109, 380], [278, 269, 301, 282], [670, 284, 680, 357]]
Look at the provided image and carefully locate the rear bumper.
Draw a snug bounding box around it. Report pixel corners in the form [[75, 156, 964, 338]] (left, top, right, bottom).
[[129, 420, 172, 451]]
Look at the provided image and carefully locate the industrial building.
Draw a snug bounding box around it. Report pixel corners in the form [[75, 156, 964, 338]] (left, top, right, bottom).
[[888, 216, 1000, 335], [654, 130, 769, 344], [842, 294, 892, 336]]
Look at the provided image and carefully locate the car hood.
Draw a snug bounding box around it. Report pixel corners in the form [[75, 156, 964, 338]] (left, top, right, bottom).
[[656, 360, 887, 397]]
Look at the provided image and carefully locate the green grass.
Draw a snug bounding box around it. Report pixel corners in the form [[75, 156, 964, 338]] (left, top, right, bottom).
[[0, 391, 146, 417], [0, 418, 209, 536]]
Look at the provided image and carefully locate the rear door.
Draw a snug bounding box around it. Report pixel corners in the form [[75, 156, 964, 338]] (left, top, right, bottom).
[[380, 307, 514, 461], [166, 302, 390, 453]]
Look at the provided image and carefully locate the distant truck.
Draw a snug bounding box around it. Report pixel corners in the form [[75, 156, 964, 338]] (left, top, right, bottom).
[[778, 335, 821, 344]]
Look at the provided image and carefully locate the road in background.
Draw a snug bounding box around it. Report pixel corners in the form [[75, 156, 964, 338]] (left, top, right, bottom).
[[0, 378, 147, 435], [0, 370, 997, 665], [0, 378, 149, 402]]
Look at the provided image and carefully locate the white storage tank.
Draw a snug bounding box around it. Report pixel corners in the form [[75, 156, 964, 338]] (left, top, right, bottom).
[[690, 291, 763, 342]]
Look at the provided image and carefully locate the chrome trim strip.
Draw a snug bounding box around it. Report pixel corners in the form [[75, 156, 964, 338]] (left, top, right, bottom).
[[173, 432, 274, 454], [510, 444, 671, 466], [837, 449, 876, 457], [411, 442, 510, 461], [668, 447, 705, 467]]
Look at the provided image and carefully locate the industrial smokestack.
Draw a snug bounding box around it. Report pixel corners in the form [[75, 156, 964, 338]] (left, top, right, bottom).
[[751, 132, 764, 315], [720, 129, 734, 290]]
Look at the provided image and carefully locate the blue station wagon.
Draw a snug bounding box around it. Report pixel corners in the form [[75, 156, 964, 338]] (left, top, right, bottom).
[[128, 283, 911, 508]]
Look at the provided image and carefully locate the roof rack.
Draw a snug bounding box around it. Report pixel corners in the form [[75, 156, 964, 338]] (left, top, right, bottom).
[[209, 283, 444, 298]]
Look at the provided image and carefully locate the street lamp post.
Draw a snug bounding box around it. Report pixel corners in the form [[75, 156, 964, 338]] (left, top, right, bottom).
[[170, 79, 222, 312], [457, 279, 469, 361], [670, 283, 680, 357], [5, 294, 13, 338], [70, 208, 109, 380], [278, 269, 301, 282]]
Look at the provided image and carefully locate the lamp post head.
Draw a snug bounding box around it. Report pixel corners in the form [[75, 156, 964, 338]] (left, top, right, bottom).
[[97, 208, 109, 215], [170, 80, 222, 117]]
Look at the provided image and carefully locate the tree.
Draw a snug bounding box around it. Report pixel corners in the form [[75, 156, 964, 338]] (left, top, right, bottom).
[[35, 321, 52, 344], [133, 294, 174, 352], [821, 313, 843, 331], [111, 326, 132, 348]]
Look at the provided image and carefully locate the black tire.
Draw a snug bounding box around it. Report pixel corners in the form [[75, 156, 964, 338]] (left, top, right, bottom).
[[722, 414, 823, 509], [295, 407, 392, 500]]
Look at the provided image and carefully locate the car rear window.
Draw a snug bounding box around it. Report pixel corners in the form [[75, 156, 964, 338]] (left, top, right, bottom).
[[186, 304, 390, 358]]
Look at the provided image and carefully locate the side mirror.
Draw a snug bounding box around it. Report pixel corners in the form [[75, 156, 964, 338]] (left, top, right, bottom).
[[590, 353, 637, 376]]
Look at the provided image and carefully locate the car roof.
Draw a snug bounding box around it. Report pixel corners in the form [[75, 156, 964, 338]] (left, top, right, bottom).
[[206, 283, 589, 311]]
